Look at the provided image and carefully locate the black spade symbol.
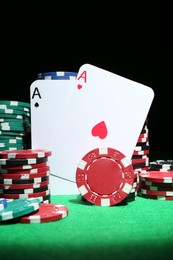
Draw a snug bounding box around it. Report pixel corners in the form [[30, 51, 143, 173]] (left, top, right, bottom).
[[34, 102, 39, 108]]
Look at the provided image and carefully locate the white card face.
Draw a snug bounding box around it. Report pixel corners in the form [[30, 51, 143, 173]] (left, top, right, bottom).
[[49, 63, 154, 194], [30, 80, 76, 150]]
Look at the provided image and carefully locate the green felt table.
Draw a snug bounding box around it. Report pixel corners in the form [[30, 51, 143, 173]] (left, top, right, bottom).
[[1, 194, 173, 260]]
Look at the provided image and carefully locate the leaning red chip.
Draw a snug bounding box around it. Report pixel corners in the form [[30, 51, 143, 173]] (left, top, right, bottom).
[[76, 147, 135, 206], [19, 203, 68, 223], [0, 149, 52, 159]]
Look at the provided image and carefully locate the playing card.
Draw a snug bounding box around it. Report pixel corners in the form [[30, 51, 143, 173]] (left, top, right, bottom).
[[30, 79, 76, 149], [49, 63, 154, 195]]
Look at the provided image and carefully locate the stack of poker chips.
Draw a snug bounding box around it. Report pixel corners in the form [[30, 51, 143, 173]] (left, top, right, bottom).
[[0, 100, 31, 150], [37, 71, 77, 80], [131, 119, 150, 172], [129, 119, 150, 200], [137, 159, 173, 200], [0, 149, 51, 203], [137, 168, 173, 200]]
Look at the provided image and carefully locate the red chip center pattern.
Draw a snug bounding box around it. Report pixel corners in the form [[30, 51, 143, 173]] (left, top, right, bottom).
[[86, 157, 123, 195]]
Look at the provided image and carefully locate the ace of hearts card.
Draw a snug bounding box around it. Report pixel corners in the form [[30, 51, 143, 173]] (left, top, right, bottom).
[[48, 63, 154, 194]]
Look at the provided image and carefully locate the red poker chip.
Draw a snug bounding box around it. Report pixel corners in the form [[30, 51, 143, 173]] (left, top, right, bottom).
[[19, 203, 68, 223], [139, 171, 173, 183], [137, 133, 148, 138], [0, 149, 52, 159], [138, 188, 173, 196], [0, 165, 50, 174], [132, 150, 149, 156], [0, 170, 50, 180], [76, 147, 135, 206], [138, 193, 173, 200], [137, 137, 149, 143], [131, 158, 149, 165], [0, 180, 49, 190]]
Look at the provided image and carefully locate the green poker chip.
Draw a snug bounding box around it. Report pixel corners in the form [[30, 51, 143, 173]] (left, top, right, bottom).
[[0, 125, 25, 131], [0, 118, 30, 124], [0, 144, 24, 150], [0, 131, 26, 136], [0, 100, 30, 108], [0, 105, 30, 112], [0, 113, 26, 119], [0, 198, 40, 221], [0, 138, 23, 144], [0, 108, 30, 117]]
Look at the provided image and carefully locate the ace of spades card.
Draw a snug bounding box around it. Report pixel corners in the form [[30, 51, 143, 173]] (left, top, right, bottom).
[[30, 79, 76, 150], [48, 63, 154, 195]]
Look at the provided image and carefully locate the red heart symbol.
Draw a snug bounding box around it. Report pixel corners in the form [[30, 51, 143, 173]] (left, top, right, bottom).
[[91, 121, 108, 139], [77, 84, 82, 89]]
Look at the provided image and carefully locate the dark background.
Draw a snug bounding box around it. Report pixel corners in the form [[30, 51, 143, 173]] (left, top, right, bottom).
[[1, 1, 172, 159]]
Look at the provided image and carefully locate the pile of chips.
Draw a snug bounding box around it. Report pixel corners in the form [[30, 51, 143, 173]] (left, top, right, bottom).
[[137, 160, 173, 200], [0, 149, 69, 223], [0, 197, 68, 223], [0, 100, 31, 150], [0, 149, 51, 203], [131, 119, 150, 172]]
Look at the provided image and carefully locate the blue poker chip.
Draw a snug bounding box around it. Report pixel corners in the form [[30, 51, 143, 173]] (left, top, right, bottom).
[[37, 71, 77, 80], [0, 198, 8, 210]]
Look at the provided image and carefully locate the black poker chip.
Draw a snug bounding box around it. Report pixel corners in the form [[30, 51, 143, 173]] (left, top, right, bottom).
[[0, 157, 48, 166]]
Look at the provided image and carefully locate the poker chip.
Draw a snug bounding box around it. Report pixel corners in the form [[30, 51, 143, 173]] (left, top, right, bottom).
[[132, 161, 149, 169], [136, 137, 149, 143], [0, 189, 50, 199], [134, 143, 150, 152], [0, 100, 31, 108], [0, 165, 50, 174], [0, 180, 49, 190], [0, 108, 30, 117], [0, 198, 40, 221], [0, 198, 7, 210], [139, 188, 173, 196], [0, 138, 23, 144], [149, 160, 173, 171], [138, 194, 173, 200], [139, 171, 173, 183], [0, 170, 50, 180], [132, 154, 148, 159], [37, 71, 77, 80], [0, 161, 49, 170], [132, 150, 149, 156], [138, 182, 173, 191], [76, 147, 135, 206], [0, 156, 48, 166], [141, 180, 173, 188], [131, 158, 149, 165], [0, 149, 52, 159], [0, 175, 49, 184], [19, 203, 68, 223], [0, 184, 50, 194], [0, 130, 26, 136], [0, 105, 30, 112]]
